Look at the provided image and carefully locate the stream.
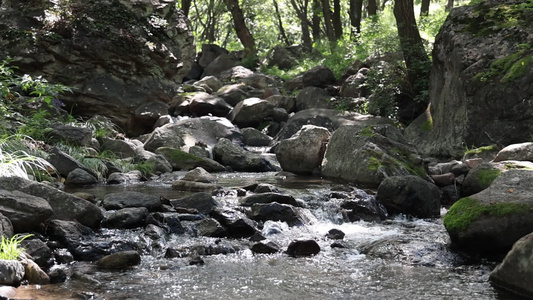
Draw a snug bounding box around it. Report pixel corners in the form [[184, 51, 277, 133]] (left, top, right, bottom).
[[13, 172, 514, 300]]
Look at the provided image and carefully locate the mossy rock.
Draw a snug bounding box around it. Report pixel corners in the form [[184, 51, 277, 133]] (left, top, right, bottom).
[[444, 170, 533, 254], [155, 147, 225, 172]]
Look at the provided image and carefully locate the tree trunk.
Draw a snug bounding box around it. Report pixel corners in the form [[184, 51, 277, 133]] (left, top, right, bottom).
[[349, 0, 364, 34], [332, 0, 342, 40], [224, 0, 256, 55], [312, 0, 321, 42], [367, 0, 377, 16], [322, 0, 335, 43], [446, 0, 454, 11], [420, 0, 430, 18], [181, 0, 192, 16], [273, 0, 291, 46], [393, 0, 430, 98], [291, 0, 313, 49]]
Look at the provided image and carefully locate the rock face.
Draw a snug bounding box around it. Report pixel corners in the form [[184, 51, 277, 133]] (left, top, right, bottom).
[[406, 0, 533, 156], [490, 232, 533, 298], [0, 0, 195, 136], [444, 170, 533, 253], [321, 125, 428, 186]]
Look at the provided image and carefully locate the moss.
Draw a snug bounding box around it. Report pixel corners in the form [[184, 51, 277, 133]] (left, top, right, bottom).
[[359, 126, 375, 138], [419, 117, 433, 132], [501, 55, 532, 82], [477, 168, 502, 187], [367, 156, 382, 171], [464, 144, 498, 155], [444, 197, 532, 232]]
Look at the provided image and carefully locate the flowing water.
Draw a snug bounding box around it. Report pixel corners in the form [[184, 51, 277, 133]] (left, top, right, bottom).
[[13, 172, 514, 300]]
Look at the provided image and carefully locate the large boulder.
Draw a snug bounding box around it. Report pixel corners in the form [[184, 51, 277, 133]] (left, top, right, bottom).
[[0, 260, 25, 286], [490, 232, 533, 298], [406, 0, 533, 156], [0, 0, 195, 136], [188, 92, 232, 117], [213, 138, 275, 172], [102, 191, 162, 212], [462, 161, 533, 196], [493, 142, 533, 162], [302, 65, 336, 88], [155, 147, 225, 172], [295, 87, 332, 111], [321, 124, 428, 186], [228, 98, 275, 128], [443, 170, 533, 254], [376, 176, 441, 218], [0, 212, 14, 238], [0, 177, 103, 228], [0, 189, 53, 232], [144, 117, 242, 152], [275, 125, 331, 175]]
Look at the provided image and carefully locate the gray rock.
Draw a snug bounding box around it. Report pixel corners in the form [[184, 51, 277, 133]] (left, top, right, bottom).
[[144, 117, 242, 152], [341, 198, 388, 222], [302, 65, 336, 88], [182, 167, 217, 183], [21, 239, 54, 270], [462, 162, 504, 196], [65, 168, 98, 186], [215, 83, 253, 107], [213, 138, 274, 172], [321, 124, 428, 186], [295, 87, 332, 111], [170, 192, 220, 215], [202, 53, 239, 78], [45, 219, 93, 251], [276, 125, 330, 175], [405, 0, 533, 156], [240, 193, 300, 207], [0, 0, 195, 136], [490, 232, 533, 298], [251, 241, 281, 254], [144, 224, 167, 240], [104, 207, 149, 229], [326, 229, 345, 240], [100, 138, 140, 159], [228, 98, 275, 128], [47, 147, 99, 179], [219, 66, 278, 89], [0, 177, 103, 228], [283, 75, 304, 92], [241, 128, 273, 147], [96, 251, 141, 270], [47, 124, 93, 146], [266, 95, 296, 113], [22, 258, 50, 285], [493, 142, 533, 162], [444, 170, 533, 253], [0, 212, 14, 238], [0, 260, 25, 286], [266, 45, 298, 70], [155, 147, 225, 172], [172, 180, 220, 192], [210, 207, 259, 238], [0, 189, 53, 232], [103, 191, 162, 212], [195, 218, 226, 237], [188, 92, 232, 117], [107, 171, 143, 184], [376, 176, 441, 218], [286, 240, 320, 257], [198, 44, 229, 68], [193, 76, 223, 93], [145, 212, 185, 235], [251, 203, 305, 226], [340, 68, 369, 98]]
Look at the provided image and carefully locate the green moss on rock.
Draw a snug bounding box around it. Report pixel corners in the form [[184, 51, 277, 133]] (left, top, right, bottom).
[[464, 144, 499, 155], [477, 168, 502, 187], [444, 197, 530, 232]]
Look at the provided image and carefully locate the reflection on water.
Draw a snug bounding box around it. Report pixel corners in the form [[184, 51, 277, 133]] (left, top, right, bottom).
[[19, 172, 513, 300]]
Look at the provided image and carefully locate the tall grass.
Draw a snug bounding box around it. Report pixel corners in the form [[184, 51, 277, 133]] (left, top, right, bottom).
[[0, 234, 32, 260], [0, 135, 55, 180]]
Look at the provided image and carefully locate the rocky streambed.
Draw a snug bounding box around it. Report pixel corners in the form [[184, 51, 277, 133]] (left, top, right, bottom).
[[1, 172, 518, 300]]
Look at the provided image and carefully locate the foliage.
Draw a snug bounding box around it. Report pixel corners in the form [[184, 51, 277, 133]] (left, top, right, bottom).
[[80, 115, 123, 139], [0, 234, 33, 260], [363, 61, 405, 118], [134, 160, 156, 178], [0, 135, 55, 180], [443, 197, 532, 232]]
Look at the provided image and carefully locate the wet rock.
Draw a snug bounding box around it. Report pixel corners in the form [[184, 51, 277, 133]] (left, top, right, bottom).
[[444, 170, 533, 254], [45, 219, 93, 250], [164, 248, 182, 258], [440, 185, 461, 206], [48, 267, 67, 284], [0, 176, 103, 228], [103, 191, 162, 212], [96, 251, 141, 270], [241, 128, 273, 147], [23, 258, 50, 285], [286, 240, 320, 257], [251, 241, 281, 254], [213, 138, 275, 172], [170, 192, 221, 215], [262, 221, 287, 235], [342, 197, 387, 222], [240, 193, 300, 207], [104, 207, 149, 229], [302, 65, 335, 88], [0, 189, 53, 232], [376, 176, 441, 218], [182, 167, 217, 183], [21, 239, 54, 270], [144, 224, 167, 240], [326, 229, 345, 240], [195, 218, 226, 237], [276, 125, 330, 175], [156, 147, 225, 172], [253, 184, 281, 194], [0, 212, 14, 238], [107, 171, 143, 184], [53, 249, 74, 265], [490, 232, 533, 298], [172, 180, 221, 192], [228, 98, 275, 128], [72, 240, 139, 262], [65, 168, 98, 186], [210, 207, 259, 238], [430, 173, 455, 187], [146, 213, 185, 235], [493, 142, 533, 162], [47, 147, 99, 179], [251, 203, 305, 227], [188, 255, 205, 266], [249, 232, 266, 242], [0, 260, 25, 285]]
